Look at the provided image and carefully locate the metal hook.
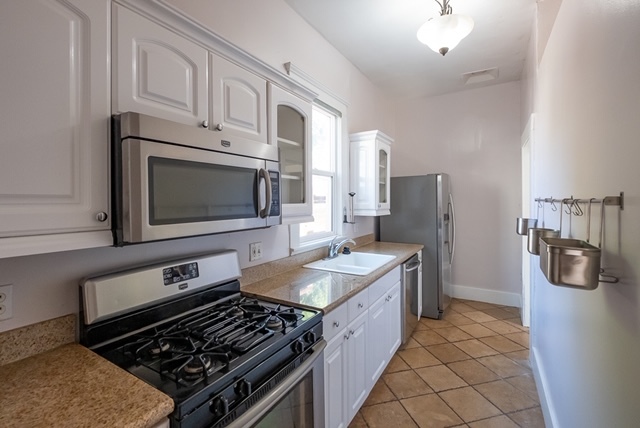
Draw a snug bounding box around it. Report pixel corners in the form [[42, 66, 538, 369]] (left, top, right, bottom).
[[586, 198, 596, 243], [572, 200, 584, 216], [550, 198, 557, 212], [562, 198, 573, 237], [563, 198, 572, 215], [599, 199, 606, 248], [537, 200, 543, 209]]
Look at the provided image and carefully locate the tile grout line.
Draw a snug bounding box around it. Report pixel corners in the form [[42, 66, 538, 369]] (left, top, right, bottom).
[[350, 299, 542, 428]]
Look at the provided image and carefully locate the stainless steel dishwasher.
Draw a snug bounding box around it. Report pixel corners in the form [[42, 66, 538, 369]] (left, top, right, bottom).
[[401, 252, 422, 344]]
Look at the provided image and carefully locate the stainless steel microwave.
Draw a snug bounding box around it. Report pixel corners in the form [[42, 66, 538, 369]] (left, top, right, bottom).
[[111, 112, 281, 246]]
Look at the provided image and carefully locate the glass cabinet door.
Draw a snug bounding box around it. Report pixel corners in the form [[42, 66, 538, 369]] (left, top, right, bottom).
[[269, 84, 313, 224], [378, 148, 388, 205], [278, 105, 305, 205]]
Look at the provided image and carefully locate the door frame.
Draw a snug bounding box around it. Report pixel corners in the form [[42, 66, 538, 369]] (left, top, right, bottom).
[[521, 115, 535, 327]]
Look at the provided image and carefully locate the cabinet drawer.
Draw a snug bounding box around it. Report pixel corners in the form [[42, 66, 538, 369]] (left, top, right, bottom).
[[323, 303, 348, 342], [348, 289, 368, 322], [367, 266, 401, 304]]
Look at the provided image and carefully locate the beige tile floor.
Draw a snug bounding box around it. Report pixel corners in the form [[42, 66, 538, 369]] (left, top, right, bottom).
[[348, 299, 545, 428]]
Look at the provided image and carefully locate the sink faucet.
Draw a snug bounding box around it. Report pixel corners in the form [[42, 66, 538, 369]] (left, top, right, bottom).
[[328, 236, 356, 259]]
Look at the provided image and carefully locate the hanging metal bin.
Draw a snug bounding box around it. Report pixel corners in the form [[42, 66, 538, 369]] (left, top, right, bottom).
[[539, 237, 601, 290], [516, 218, 537, 236], [527, 228, 559, 255]]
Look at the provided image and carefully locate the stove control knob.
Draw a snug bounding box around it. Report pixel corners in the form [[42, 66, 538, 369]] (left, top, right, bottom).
[[304, 331, 317, 344], [291, 338, 305, 354], [235, 379, 252, 398], [210, 396, 229, 418]]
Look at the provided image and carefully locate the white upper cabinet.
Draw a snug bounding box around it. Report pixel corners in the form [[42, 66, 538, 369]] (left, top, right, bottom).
[[268, 83, 313, 223], [0, 0, 111, 257], [350, 130, 392, 216], [211, 55, 268, 144], [113, 4, 209, 127]]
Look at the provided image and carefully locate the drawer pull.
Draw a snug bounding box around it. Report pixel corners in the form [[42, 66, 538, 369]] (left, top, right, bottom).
[[333, 321, 340, 328], [357, 302, 364, 309]]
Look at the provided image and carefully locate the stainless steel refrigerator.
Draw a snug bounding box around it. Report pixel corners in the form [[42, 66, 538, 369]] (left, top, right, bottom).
[[379, 174, 455, 319]]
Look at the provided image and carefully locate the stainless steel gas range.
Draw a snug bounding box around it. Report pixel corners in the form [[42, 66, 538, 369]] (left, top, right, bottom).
[[79, 250, 325, 428]]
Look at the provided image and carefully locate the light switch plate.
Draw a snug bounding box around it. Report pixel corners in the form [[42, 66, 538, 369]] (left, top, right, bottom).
[[250, 242, 262, 261]]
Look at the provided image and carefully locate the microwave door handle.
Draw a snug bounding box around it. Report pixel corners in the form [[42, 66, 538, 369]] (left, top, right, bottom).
[[259, 168, 272, 218]]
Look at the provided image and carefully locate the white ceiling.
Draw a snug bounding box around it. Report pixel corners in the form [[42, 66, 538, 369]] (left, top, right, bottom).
[[284, 0, 536, 99]]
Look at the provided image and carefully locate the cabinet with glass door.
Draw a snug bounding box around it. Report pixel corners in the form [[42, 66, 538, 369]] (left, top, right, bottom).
[[268, 83, 313, 223], [349, 130, 392, 216]]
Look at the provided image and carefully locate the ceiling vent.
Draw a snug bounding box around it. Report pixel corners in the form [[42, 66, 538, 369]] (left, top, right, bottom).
[[462, 68, 499, 85]]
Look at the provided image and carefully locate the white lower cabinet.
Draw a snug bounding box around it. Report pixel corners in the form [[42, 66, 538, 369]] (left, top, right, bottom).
[[324, 267, 401, 427], [324, 331, 348, 428], [346, 311, 369, 419]]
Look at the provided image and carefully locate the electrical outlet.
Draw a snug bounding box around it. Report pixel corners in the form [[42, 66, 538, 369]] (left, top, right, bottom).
[[0, 284, 13, 321], [249, 242, 262, 261]]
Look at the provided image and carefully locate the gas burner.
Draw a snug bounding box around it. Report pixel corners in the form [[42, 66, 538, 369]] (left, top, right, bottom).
[[149, 341, 171, 355], [242, 304, 305, 331], [265, 316, 284, 330], [184, 355, 212, 375], [227, 306, 244, 317]]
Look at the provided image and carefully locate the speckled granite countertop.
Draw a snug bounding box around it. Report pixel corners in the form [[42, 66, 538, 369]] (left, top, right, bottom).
[[241, 242, 423, 313], [0, 343, 174, 428]]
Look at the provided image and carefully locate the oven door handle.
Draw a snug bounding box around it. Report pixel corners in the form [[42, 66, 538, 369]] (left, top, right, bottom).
[[226, 339, 326, 428]]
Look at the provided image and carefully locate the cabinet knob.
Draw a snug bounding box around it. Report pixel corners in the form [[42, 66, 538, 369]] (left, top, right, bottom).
[[95, 212, 108, 222], [201, 120, 209, 128], [333, 321, 340, 328], [358, 302, 364, 309], [214, 123, 224, 131]]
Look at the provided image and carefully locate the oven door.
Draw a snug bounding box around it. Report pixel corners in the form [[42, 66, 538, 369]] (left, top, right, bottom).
[[228, 340, 326, 428], [119, 138, 280, 244]]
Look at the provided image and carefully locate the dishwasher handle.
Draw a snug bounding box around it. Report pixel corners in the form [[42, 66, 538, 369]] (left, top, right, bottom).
[[404, 260, 421, 272]]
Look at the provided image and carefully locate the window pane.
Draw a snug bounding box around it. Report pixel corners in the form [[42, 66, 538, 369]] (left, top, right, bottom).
[[311, 106, 334, 172], [300, 175, 332, 239]]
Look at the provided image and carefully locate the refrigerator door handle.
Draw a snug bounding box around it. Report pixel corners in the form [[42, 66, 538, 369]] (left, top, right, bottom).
[[448, 193, 456, 265]]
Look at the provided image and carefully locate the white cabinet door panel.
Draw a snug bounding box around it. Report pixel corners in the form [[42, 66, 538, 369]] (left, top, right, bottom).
[[113, 4, 208, 126], [387, 281, 402, 358], [346, 311, 368, 421], [211, 55, 267, 144], [0, 0, 109, 238], [325, 332, 347, 428], [366, 294, 387, 387]]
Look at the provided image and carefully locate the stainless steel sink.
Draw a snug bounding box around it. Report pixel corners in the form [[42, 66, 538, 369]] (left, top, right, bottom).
[[303, 252, 396, 276]]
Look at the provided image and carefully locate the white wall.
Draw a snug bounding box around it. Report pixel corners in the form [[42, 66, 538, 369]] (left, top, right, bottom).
[[524, 0, 640, 426], [393, 83, 523, 305], [0, 0, 390, 333]]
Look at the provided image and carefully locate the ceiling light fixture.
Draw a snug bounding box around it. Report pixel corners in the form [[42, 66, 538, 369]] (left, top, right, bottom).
[[417, 0, 474, 56]]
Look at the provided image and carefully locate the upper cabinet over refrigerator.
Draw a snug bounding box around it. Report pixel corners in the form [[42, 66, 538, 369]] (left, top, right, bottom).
[[350, 130, 392, 216]]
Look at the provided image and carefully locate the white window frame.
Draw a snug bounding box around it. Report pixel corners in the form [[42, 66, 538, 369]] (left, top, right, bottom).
[[288, 81, 349, 255]]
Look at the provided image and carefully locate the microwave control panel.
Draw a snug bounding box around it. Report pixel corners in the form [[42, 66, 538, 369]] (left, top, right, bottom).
[[269, 171, 280, 216]]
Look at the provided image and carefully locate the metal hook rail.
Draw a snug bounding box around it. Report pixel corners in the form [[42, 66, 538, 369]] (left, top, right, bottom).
[[534, 192, 624, 210], [534, 192, 624, 285]]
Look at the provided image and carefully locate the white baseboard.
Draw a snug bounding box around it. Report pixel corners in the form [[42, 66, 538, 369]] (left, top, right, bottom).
[[531, 345, 556, 428], [449, 284, 521, 307]]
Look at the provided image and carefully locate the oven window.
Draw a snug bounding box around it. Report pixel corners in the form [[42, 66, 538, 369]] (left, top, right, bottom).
[[148, 157, 257, 224], [253, 371, 314, 428]]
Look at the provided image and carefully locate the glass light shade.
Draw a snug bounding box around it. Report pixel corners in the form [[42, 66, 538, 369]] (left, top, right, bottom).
[[417, 14, 474, 55]]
